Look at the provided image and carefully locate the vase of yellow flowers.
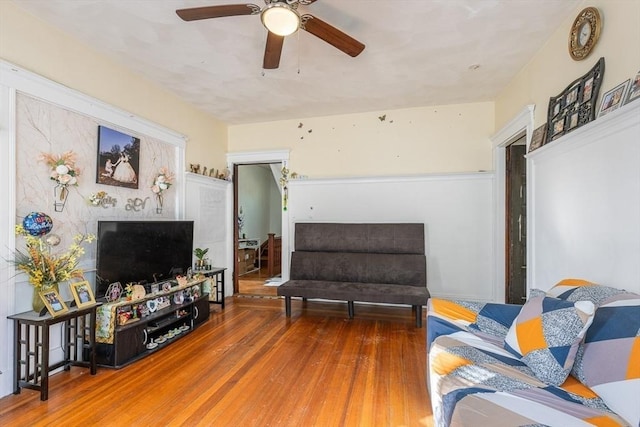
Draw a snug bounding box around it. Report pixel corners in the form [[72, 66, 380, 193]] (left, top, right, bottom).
[[13, 224, 94, 312]]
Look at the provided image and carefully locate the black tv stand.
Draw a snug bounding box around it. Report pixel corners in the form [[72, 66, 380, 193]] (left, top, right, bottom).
[[95, 281, 209, 368]]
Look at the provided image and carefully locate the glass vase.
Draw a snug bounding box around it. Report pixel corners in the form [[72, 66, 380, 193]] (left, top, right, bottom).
[[155, 193, 163, 214], [54, 184, 69, 212]]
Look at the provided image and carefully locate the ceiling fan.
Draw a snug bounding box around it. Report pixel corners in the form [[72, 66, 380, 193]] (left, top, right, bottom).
[[176, 0, 365, 69]]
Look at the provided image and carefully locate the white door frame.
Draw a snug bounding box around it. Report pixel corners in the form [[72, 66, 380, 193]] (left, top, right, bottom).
[[226, 150, 291, 284], [490, 105, 535, 303]]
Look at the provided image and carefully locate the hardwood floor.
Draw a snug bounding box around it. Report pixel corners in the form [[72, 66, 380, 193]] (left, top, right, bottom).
[[0, 297, 433, 427]]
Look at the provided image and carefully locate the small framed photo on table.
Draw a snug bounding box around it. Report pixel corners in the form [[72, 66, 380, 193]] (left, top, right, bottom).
[[40, 288, 68, 317], [70, 280, 96, 308]]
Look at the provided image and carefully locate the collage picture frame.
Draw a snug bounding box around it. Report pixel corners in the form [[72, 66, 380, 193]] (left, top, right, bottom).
[[546, 57, 604, 143]]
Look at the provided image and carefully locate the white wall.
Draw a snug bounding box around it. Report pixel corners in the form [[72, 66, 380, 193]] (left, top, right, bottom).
[[185, 173, 233, 295], [528, 102, 640, 293], [287, 173, 495, 301]]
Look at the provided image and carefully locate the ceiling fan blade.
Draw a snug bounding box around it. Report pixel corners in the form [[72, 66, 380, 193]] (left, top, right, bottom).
[[301, 14, 365, 57], [263, 31, 285, 69], [176, 4, 261, 21], [299, 0, 320, 4]]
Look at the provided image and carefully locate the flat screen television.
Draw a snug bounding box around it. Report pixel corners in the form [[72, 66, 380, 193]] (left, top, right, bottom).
[[95, 220, 194, 298]]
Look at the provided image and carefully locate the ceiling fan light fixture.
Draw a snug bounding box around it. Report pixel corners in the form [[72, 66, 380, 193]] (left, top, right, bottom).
[[261, 3, 300, 36]]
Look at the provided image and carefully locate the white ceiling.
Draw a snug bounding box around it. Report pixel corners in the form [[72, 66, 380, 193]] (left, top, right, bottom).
[[12, 0, 581, 124]]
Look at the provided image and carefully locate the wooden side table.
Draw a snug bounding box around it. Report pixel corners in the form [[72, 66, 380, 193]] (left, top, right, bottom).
[[8, 303, 100, 401], [200, 267, 226, 308]]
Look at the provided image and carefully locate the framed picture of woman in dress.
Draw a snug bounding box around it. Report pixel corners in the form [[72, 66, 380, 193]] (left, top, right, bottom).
[[70, 280, 96, 308], [40, 288, 68, 317], [96, 125, 140, 189]]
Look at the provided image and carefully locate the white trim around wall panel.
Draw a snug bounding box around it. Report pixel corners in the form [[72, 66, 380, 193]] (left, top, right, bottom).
[[0, 85, 17, 398], [287, 172, 496, 302], [490, 105, 535, 303], [0, 61, 186, 147], [527, 101, 640, 293]]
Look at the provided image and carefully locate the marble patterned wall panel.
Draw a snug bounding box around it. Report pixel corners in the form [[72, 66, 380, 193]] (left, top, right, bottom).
[[15, 93, 177, 278]]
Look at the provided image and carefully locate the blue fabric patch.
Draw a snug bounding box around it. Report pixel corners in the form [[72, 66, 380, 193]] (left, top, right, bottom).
[[541, 296, 574, 312], [477, 303, 522, 328], [549, 345, 571, 364], [427, 316, 464, 350], [542, 385, 583, 405], [585, 306, 640, 341], [555, 288, 578, 300]]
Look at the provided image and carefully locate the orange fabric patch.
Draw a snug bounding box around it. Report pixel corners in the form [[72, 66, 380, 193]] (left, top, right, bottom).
[[432, 352, 472, 376], [584, 415, 624, 427], [515, 317, 546, 354], [627, 336, 640, 379], [431, 299, 477, 323], [555, 278, 595, 287], [560, 376, 598, 398]]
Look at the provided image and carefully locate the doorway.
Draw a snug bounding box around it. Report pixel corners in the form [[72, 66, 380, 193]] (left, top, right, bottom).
[[234, 162, 283, 297], [505, 136, 527, 304]]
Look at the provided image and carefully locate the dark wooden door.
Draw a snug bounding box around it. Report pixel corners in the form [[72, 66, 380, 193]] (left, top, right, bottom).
[[506, 142, 527, 304]]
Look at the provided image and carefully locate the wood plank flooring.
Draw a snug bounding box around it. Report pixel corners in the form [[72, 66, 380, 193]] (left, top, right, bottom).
[[238, 266, 279, 296], [0, 296, 433, 427]]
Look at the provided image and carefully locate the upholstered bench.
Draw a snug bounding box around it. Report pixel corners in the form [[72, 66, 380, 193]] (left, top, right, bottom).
[[277, 223, 430, 327]]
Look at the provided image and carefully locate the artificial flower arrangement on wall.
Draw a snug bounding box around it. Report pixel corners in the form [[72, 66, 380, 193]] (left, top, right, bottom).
[[151, 167, 175, 214], [40, 151, 80, 212]]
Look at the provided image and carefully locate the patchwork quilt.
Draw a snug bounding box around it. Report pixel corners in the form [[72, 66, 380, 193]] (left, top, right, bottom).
[[427, 295, 634, 427]]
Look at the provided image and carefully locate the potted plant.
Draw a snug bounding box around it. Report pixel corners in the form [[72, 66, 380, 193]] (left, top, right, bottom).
[[193, 247, 209, 270]]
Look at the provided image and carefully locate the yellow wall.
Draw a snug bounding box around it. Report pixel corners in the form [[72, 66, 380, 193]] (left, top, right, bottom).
[[229, 102, 495, 177], [496, 0, 640, 129], [0, 1, 228, 171]]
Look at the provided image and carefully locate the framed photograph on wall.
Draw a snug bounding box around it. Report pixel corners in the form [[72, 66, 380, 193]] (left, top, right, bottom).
[[546, 57, 604, 142], [96, 125, 140, 189], [623, 70, 640, 105], [598, 80, 630, 117], [70, 280, 96, 308], [40, 288, 69, 317]]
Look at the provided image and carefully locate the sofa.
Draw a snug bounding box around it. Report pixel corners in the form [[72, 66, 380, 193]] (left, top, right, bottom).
[[277, 222, 430, 326], [426, 279, 639, 426]]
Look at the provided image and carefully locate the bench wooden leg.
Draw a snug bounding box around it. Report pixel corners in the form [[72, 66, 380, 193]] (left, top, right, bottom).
[[285, 297, 291, 317], [414, 305, 422, 328], [348, 301, 355, 319]]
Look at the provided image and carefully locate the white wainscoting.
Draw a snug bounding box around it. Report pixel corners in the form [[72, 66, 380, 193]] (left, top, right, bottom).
[[184, 173, 233, 296], [527, 101, 640, 293], [287, 173, 496, 301]]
